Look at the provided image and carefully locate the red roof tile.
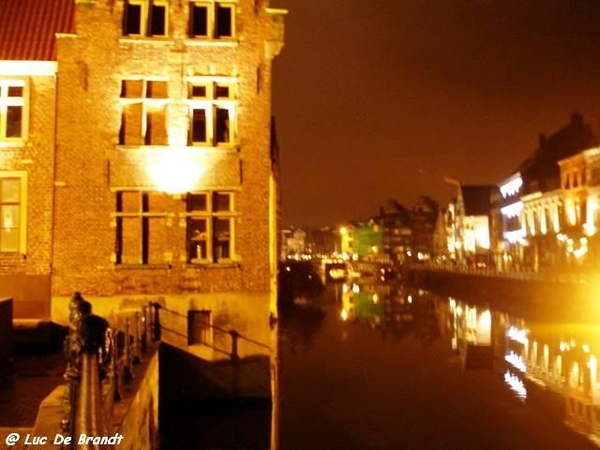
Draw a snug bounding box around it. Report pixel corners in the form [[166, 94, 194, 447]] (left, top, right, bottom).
[[0, 0, 75, 61]]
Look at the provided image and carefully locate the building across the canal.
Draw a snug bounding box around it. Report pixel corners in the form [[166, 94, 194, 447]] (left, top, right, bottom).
[[0, 0, 286, 385]]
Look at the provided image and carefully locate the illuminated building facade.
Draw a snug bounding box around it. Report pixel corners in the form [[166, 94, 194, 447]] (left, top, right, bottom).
[[497, 173, 525, 270], [557, 146, 600, 268], [446, 185, 494, 265], [0, 0, 286, 363], [496, 113, 597, 271], [0, 0, 75, 317]]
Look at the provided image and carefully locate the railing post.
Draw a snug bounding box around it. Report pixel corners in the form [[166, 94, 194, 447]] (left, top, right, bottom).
[[151, 302, 161, 342], [109, 328, 121, 401], [133, 311, 142, 365], [61, 292, 87, 446], [141, 305, 148, 354], [229, 330, 239, 360], [230, 330, 240, 397], [122, 318, 133, 382]]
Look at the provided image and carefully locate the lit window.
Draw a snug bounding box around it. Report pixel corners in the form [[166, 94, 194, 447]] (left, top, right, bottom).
[[0, 80, 26, 141], [119, 79, 168, 146], [186, 191, 234, 263], [188, 310, 212, 345], [123, 0, 169, 37], [0, 173, 26, 253], [189, 2, 235, 39], [188, 80, 235, 146], [115, 191, 168, 265]]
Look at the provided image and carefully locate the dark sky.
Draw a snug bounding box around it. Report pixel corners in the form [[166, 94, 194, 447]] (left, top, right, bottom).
[[271, 0, 600, 228]]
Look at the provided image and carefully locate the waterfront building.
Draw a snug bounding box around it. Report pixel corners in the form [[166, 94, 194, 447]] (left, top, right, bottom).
[[410, 195, 439, 262], [352, 219, 385, 262], [558, 146, 600, 269], [0, 0, 286, 374], [375, 200, 412, 265], [497, 173, 525, 271], [446, 185, 495, 265], [519, 114, 595, 271]]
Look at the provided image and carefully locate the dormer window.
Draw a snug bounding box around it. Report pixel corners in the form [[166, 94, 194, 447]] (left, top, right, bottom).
[[189, 2, 235, 39], [123, 0, 169, 37]]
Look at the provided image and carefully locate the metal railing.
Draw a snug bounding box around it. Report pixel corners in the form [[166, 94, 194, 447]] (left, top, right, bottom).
[[408, 261, 598, 284], [61, 293, 150, 450], [61, 294, 272, 449], [150, 303, 271, 360]]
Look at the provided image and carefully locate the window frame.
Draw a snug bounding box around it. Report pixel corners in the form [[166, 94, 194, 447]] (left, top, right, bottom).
[[188, 310, 212, 346], [0, 171, 27, 254], [123, 0, 169, 37], [188, 1, 236, 39], [114, 190, 170, 266], [187, 79, 237, 147], [185, 191, 235, 264], [119, 78, 169, 146], [0, 79, 28, 143]]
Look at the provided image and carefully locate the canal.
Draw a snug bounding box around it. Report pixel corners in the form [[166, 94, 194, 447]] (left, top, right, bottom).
[[276, 279, 600, 450], [162, 274, 600, 449]]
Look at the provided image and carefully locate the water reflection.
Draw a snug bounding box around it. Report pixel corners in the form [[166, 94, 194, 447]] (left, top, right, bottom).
[[279, 278, 600, 449], [339, 281, 440, 346], [439, 293, 600, 442]]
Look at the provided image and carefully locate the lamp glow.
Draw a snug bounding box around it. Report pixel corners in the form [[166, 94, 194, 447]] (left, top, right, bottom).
[[146, 149, 208, 194]]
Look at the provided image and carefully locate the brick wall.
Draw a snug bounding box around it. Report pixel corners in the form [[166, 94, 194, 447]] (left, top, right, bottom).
[[50, 0, 283, 338]]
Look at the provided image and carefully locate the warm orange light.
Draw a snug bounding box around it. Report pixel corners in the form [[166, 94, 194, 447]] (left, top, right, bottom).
[[145, 149, 208, 193]]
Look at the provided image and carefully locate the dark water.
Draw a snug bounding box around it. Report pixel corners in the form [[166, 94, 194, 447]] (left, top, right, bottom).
[[277, 281, 600, 450], [160, 276, 600, 449]]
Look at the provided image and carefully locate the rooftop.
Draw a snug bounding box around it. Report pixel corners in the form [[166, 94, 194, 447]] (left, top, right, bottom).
[[0, 0, 75, 61]]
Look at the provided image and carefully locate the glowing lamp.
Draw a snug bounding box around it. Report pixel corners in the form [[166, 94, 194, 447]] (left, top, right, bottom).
[[145, 149, 208, 194]]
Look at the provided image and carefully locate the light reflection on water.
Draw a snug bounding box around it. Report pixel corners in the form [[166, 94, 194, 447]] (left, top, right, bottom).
[[160, 278, 600, 449], [278, 280, 600, 450]]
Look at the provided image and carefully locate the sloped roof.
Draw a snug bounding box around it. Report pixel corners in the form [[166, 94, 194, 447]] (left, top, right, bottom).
[[0, 0, 75, 61]]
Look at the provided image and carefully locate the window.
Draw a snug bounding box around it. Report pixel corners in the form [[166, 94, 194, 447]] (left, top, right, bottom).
[[186, 191, 234, 263], [115, 191, 168, 265], [123, 0, 169, 37], [0, 173, 26, 253], [188, 80, 235, 146], [119, 79, 168, 146], [189, 2, 235, 38], [188, 310, 212, 345], [0, 80, 26, 141]]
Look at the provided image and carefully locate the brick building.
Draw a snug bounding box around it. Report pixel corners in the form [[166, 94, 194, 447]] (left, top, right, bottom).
[[0, 0, 286, 362]]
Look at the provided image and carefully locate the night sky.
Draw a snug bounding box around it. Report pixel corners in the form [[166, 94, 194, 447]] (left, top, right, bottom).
[[271, 0, 600, 228]]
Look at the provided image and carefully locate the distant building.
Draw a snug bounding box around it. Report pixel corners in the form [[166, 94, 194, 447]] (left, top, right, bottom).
[[375, 200, 412, 264], [410, 196, 439, 262], [283, 227, 307, 258], [309, 226, 338, 256], [353, 219, 384, 260], [447, 185, 495, 264]]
